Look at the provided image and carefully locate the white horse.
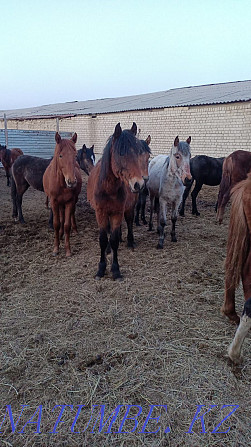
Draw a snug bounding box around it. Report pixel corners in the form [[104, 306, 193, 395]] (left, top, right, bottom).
[[147, 136, 192, 248]]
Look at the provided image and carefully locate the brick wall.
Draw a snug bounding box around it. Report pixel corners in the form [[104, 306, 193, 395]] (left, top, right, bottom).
[[1, 101, 251, 158]]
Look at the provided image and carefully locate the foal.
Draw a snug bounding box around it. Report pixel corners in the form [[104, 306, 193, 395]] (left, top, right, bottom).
[[87, 122, 146, 280], [0, 144, 23, 186], [148, 136, 192, 248], [43, 133, 82, 257]]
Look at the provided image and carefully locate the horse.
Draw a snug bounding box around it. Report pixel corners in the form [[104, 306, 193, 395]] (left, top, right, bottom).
[[11, 144, 95, 224], [43, 133, 82, 257], [147, 136, 192, 249], [220, 174, 251, 362], [76, 144, 95, 174], [0, 144, 23, 186], [217, 150, 251, 223], [87, 122, 146, 280], [122, 135, 151, 247], [133, 135, 151, 227], [179, 155, 225, 216]]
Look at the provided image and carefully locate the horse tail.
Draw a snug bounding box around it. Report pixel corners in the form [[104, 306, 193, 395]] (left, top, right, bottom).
[[217, 156, 233, 222], [225, 179, 249, 289]]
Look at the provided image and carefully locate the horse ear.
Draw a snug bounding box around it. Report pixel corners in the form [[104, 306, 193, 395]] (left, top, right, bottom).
[[174, 136, 179, 147], [91, 145, 94, 150], [146, 135, 151, 145], [82, 144, 86, 152], [55, 132, 61, 144], [131, 122, 137, 135], [186, 136, 191, 144], [114, 123, 122, 139], [72, 133, 77, 143]]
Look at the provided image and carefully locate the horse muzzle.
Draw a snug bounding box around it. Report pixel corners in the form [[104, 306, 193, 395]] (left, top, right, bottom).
[[65, 178, 77, 188], [128, 178, 145, 193]]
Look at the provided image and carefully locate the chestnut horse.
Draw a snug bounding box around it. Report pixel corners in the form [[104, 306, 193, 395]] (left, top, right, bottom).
[[43, 133, 82, 257], [87, 122, 146, 280], [217, 150, 251, 223], [11, 144, 94, 224], [221, 174, 251, 362], [0, 144, 23, 186]]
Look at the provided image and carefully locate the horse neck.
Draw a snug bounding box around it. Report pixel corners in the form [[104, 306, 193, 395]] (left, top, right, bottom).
[[51, 155, 65, 188]]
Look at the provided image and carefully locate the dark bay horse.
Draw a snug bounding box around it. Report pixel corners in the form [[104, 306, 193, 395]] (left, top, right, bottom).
[[179, 155, 224, 216], [87, 122, 146, 280], [220, 175, 251, 362], [217, 150, 251, 223], [43, 133, 82, 257], [123, 136, 151, 247], [11, 145, 94, 224], [0, 144, 23, 186]]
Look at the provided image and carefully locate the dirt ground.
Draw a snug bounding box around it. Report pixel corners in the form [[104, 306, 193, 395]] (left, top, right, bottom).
[[0, 167, 250, 447]]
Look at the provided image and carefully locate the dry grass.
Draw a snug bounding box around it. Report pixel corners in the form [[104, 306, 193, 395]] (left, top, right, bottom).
[[0, 168, 250, 447]]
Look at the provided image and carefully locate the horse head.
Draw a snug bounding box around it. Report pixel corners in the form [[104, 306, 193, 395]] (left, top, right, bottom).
[[0, 144, 7, 160], [55, 132, 78, 188], [139, 135, 151, 182], [170, 136, 192, 185], [110, 122, 146, 192], [77, 144, 95, 175]]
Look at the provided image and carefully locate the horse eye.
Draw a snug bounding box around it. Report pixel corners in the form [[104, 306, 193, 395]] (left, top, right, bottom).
[[176, 155, 180, 159], [59, 154, 63, 158]]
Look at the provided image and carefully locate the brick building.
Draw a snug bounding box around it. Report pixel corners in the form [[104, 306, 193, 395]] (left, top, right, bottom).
[[1, 80, 251, 158]]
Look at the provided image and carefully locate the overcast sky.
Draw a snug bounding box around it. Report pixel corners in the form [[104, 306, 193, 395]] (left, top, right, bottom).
[[1, 0, 251, 111]]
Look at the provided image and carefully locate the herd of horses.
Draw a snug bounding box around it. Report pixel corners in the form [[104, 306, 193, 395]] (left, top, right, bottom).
[[1, 125, 251, 363]]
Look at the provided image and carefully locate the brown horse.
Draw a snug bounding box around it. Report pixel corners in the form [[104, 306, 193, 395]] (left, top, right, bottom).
[[43, 133, 82, 257], [217, 150, 251, 223], [222, 174, 251, 362], [0, 144, 23, 186], [87, 122, 147, 280], [11, 145, 95, 224], [123, 135, 151, 248], [221, 174, 251, 323]]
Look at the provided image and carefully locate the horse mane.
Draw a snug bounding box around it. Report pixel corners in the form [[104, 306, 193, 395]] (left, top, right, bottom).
[[99, 130, 142, 184], [225, 177, 250, 289]]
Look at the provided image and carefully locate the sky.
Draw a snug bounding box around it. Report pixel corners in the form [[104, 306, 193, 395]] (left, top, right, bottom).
[[1, 0, 251, 110]]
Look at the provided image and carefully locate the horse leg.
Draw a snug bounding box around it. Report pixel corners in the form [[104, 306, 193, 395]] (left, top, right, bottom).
[[59, 205, 65, 240], [228, 297, 251, 363], [141, 188, 148, 225], [6, 169, 10, 187], [51, 201, 60, 256], [157, 197, 167, 249], [71, 205, 78, 235], [134, 195, 141, 226], [124, 207, 135, 249], [48, 209, 54, 230], [221, 279, 239, 325], [191, 181, 202, 216], [148, 192, 155, 231], [179, 180, 194, 217], [64, 203, 73, 257], [11, 177, 18, 219], [171, 202, 179, 242], [110, 214, 123, 280]]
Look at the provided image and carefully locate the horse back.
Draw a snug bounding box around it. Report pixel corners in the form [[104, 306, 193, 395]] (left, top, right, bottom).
[[191, 155, 224, 186], [12, 155, 51, 192]]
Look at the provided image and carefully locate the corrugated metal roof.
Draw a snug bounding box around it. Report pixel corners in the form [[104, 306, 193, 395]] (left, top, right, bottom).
[[1, 80, 251, 120]]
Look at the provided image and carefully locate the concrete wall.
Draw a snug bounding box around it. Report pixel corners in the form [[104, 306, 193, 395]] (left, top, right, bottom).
[[1, 101, 251, 158]]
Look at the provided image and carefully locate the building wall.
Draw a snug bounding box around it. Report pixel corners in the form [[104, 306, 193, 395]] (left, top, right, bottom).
[[1, 101, 251, 158]]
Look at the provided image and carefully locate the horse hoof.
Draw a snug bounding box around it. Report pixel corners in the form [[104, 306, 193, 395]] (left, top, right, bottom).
[[66, 252, 72, 257], [113, 274, 123, 281], [95, 275, 102, 280], [52, 251, 59, 256], [142, 220, 147, 225], [220, 307, 240, 325], [171, 238, 177, 243], [157, 243, 163, 249], [179, 212, 185, 217]]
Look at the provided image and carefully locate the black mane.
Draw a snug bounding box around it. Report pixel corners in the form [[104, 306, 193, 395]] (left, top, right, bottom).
[[99, 129, 144, 183]]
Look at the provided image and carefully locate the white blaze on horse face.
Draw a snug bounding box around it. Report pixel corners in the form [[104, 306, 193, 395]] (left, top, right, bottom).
[[228, 313, 251, 363]]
